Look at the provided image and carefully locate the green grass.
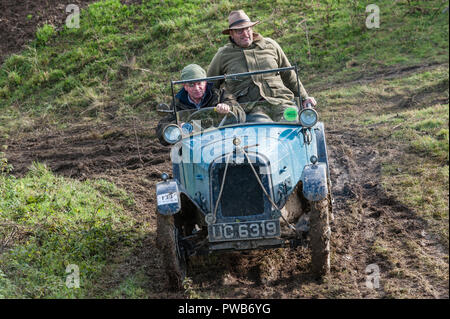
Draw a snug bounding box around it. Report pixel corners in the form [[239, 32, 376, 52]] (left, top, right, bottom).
[[360, 66, 449, 163], [0, 162, 145, 298], [364, 104, 449, 162], [0, 0, 448, 129], [36, 24, 56, 46]]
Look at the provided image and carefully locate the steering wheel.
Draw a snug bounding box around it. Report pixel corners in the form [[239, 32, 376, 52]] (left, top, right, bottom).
[[187, 106, 238, 128]]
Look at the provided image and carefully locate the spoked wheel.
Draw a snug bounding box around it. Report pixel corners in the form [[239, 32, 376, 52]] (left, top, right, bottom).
[[156, 214, 187, 291], [309, 195, 331, 279]]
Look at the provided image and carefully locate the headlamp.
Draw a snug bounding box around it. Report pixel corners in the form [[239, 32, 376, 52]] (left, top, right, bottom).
[[299, 108, 318, 127], [163, 124, 182, 144]]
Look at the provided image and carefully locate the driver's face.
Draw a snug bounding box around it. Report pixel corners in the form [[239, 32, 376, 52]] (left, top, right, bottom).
[[184, 81, 207, 102]]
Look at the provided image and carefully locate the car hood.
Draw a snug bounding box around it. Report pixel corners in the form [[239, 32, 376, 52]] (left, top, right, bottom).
[[178, 123, 306, 167]]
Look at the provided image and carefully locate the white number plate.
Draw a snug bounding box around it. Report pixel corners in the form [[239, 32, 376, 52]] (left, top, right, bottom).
[[157, 192, 178, 206], [208, 220, 280, 242]]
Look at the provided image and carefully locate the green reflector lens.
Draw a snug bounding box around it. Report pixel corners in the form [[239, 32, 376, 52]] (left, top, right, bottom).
[[283, 107, 298, 121]]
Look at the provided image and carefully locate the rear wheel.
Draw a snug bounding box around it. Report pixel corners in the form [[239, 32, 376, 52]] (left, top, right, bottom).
[[156, 214, 187, 290], [309, 196, 331, 279]]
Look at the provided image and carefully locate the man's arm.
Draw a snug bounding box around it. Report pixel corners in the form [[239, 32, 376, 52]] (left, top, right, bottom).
[[211, 87, 246, 122], [272, 40, 309, 100]]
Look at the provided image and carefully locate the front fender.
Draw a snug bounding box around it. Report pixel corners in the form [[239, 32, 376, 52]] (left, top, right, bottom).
[[301, 163, 329, 201], [156, 180, 182, 215], [156, 179, 207, 216]]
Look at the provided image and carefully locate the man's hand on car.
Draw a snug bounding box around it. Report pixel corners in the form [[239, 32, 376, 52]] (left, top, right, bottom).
[[302, 97, 317, 108], [215, 103, 231, 114]]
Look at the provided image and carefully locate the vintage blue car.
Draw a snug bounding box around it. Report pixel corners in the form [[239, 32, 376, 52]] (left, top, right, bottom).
[[155, 67, 332, 290]]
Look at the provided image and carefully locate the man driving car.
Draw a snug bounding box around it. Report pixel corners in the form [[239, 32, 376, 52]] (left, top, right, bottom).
[[174, 64, 231, 112], [156, 64, 244, 145]]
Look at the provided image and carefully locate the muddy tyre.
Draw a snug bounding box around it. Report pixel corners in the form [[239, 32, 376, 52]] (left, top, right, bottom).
[[309, 197, 331, 279], [156, 214, 187, 291]]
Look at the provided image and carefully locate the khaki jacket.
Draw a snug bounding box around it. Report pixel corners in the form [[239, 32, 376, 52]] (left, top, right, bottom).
[[207, 33, 309, 108]]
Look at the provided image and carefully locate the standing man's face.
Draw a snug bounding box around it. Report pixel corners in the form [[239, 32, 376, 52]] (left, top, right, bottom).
[[184, 81, 207, 103], [230, 26, 253, 48]]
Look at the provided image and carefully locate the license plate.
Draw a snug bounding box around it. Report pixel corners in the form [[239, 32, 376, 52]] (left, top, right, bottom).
[[157, 192, 178, 205], [208, 220, 280, 242]]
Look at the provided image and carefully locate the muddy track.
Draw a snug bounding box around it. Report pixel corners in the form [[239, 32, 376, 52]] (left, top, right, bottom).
[[326, 131, 448, 298], [3, 115, 448, 298]]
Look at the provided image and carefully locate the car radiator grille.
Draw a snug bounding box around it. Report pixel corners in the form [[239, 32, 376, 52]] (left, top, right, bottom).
[[214, 163, 266, 217]]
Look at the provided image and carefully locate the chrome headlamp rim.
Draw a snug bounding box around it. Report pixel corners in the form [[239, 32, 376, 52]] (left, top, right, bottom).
[[299, 108, 318, 128], [163, 124, 182, 144]]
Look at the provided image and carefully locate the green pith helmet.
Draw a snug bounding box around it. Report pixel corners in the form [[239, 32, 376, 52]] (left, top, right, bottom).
[[181, 64, 206, 81]]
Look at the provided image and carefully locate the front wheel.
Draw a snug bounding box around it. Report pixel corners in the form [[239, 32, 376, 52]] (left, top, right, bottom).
[[156, 214, 187, 290], [309, 197, 331, 279]]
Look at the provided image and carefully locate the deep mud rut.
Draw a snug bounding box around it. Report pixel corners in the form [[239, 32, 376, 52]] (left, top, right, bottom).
[[3, 112, 448, 299]]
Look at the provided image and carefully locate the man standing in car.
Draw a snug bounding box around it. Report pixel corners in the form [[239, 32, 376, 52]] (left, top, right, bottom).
[[207, 10, 316, 120]]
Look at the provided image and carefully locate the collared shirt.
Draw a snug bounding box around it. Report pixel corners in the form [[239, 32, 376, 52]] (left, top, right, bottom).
[[187, 94, 203, 109], [175, 82, 215, 110]]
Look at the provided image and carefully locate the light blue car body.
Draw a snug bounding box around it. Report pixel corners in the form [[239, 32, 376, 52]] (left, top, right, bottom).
[[156, 121, 329, 220]]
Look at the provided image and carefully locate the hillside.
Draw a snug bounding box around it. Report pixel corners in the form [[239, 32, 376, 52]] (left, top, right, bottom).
[[0, 0, 448, 299]]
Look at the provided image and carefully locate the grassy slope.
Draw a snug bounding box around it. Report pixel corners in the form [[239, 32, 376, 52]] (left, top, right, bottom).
[[0, 163, 143, 298], [318, 64, 449, 247], [0, 0, 448, 298], [0, 0, 447, 131]]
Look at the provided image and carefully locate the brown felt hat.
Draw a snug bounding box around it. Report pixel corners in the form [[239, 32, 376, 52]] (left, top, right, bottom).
[[222, 10, 260, 35]]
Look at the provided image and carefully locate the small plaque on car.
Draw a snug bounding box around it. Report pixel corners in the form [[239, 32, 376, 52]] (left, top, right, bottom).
[[208, 219, 280, 242], [157, 192, 178, 205]]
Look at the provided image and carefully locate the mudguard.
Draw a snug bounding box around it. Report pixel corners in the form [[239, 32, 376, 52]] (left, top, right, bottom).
[[156, 180, 181, 215], [315, 122, 329, 168], [301, 163, 329, 201]]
